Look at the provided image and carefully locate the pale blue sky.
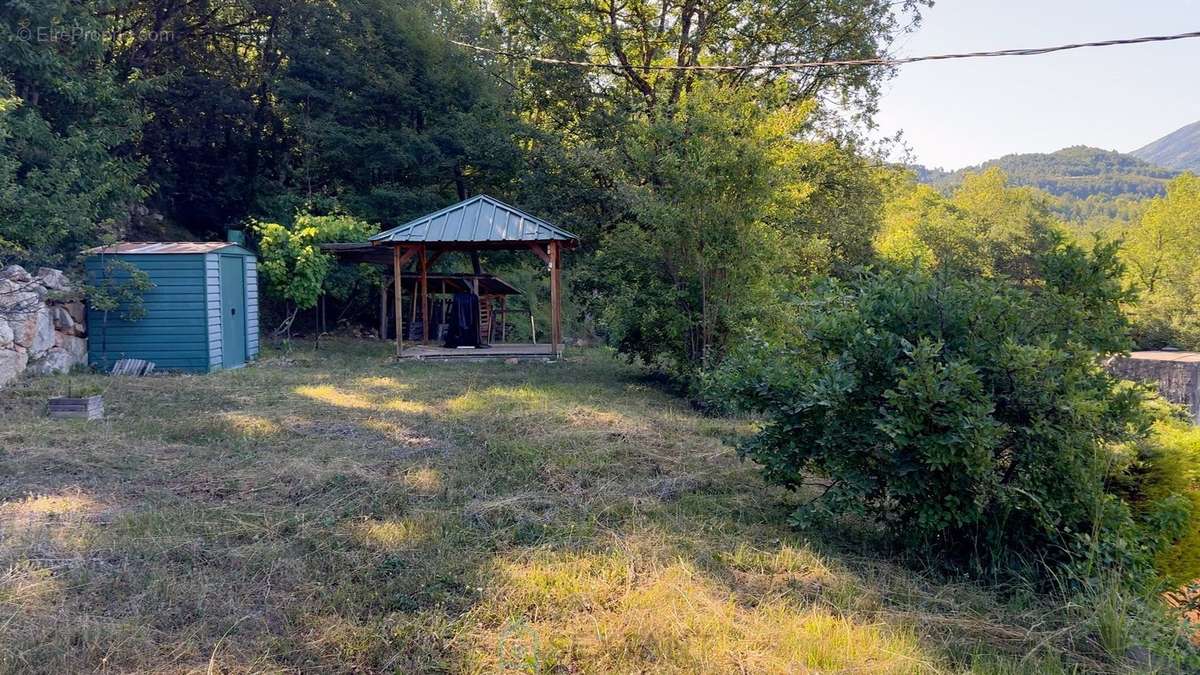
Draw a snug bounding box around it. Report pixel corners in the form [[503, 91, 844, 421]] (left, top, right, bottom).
[[875, 0, 1200, 169]]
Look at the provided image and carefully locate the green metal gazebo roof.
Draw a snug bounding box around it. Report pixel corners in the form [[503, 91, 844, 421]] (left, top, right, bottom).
[[369, 195, 579, 247]]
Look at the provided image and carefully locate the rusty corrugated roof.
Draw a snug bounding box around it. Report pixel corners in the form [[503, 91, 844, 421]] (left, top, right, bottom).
[[83, 242, 240, 255], [369, 195, 579, 245]]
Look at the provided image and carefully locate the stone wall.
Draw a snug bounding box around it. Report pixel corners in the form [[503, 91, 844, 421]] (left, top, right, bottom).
[[0, 264, 87, 387], [1108, 351, 1200, 424]]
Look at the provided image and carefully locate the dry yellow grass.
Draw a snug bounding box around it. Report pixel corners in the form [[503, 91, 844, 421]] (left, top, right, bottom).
[[469, 546, 930, 673], [0, 339, 1170, 673]]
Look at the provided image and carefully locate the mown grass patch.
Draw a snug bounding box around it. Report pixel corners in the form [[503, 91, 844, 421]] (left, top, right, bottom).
[[0, 339, 1187, 672]]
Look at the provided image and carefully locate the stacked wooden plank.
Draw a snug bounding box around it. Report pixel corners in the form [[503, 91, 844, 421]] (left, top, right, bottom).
[[110, 359, 155, 376]]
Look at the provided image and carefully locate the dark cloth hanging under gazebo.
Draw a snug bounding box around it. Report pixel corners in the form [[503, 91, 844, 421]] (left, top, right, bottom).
[[443, 292, 482, 348]]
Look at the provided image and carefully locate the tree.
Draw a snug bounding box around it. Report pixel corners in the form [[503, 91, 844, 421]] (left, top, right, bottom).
[[103, 0, 291, 238], [0, 86, 18, 254], [1119, 173, 1200, 349], [495, 0, 928, 121], [92, 1, 524, 238], [0, 2, 146, 266], [876, 168, 1062, 281], [252, 212, 377, 335], [579, 82, 889, 377], [273, 0, 522, 225], [581, 84, 792, 372], [479, 0, 926, 379]]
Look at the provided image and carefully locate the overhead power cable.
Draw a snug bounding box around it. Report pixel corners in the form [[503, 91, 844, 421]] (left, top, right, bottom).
[[449, 30, 1200, 72]]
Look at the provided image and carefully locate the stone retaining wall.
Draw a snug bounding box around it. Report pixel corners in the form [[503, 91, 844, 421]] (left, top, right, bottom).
[[0, 264, 87, 387], [1108, 351, 1200, 424]]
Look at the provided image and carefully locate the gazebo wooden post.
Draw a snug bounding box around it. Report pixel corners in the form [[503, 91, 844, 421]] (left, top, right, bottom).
[[500, 295, 507, 343], [393, 245, 403, 357], [419, 245, 430, 345], [379, 278, 389, 340], [550, 241, 562, 358]]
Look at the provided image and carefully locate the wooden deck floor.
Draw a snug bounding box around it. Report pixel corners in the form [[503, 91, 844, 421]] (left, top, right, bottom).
[[396, 343, 561, 361]]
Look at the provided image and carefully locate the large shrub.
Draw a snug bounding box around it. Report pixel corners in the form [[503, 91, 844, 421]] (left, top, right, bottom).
[[717, 242, 1194, 578]]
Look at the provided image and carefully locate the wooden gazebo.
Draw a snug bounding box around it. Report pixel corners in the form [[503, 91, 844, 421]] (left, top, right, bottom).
[[365, 195, 579, 359]]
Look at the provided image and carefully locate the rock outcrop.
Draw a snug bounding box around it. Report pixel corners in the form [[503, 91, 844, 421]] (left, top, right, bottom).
[[0, 265, 87, 387]]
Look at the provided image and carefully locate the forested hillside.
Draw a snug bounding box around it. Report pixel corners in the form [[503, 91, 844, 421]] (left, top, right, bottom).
[[1133, 119, 1200, 171], [913, 145, 1178, 200]]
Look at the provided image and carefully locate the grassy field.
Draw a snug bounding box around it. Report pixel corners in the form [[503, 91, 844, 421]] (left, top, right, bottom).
[[0, 340, 1180, 673]]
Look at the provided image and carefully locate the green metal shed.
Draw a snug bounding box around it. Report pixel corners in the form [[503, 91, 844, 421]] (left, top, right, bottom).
[[84, 242, 260, 372]]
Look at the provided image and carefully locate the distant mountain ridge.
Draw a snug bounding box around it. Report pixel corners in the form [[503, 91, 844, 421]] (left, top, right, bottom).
[[1132, 120, 1200, 172], [912, 146, 1178, 201]]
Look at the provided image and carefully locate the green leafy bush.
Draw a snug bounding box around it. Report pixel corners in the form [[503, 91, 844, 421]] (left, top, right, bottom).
[[717, 243, 1188, 578], [251, 213, 378, 334]]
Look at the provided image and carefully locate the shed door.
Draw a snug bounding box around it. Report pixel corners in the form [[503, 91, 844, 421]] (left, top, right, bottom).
[[219, 255, 247, 368]]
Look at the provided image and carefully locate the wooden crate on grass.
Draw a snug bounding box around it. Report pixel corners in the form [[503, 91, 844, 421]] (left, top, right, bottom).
[[48, 395, 104, 420]]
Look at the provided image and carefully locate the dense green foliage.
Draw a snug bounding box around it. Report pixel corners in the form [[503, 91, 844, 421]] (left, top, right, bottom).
[[1, 1, 520, 259], [273, 0, 521, 223], [877, 168, 1061, 280], [102, 0, 287, 236], [498, 0, 925, 377], [716, 256, 1197, 581], [1109, 407, 1200, 586], [886, 164, 1200, 353], [719, 167, 1200, 586], [0, 1, 146, 266], [581, 88, 886, 374], [1116, 173, 1200, 349], [715, 162, 1200, 588]]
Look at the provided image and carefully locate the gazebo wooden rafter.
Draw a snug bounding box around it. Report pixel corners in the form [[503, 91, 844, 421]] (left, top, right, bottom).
[[365, 194, 579, 359]]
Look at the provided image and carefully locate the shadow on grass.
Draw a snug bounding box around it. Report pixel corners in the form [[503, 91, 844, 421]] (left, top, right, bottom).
[[0, 339, 1116, 673]]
